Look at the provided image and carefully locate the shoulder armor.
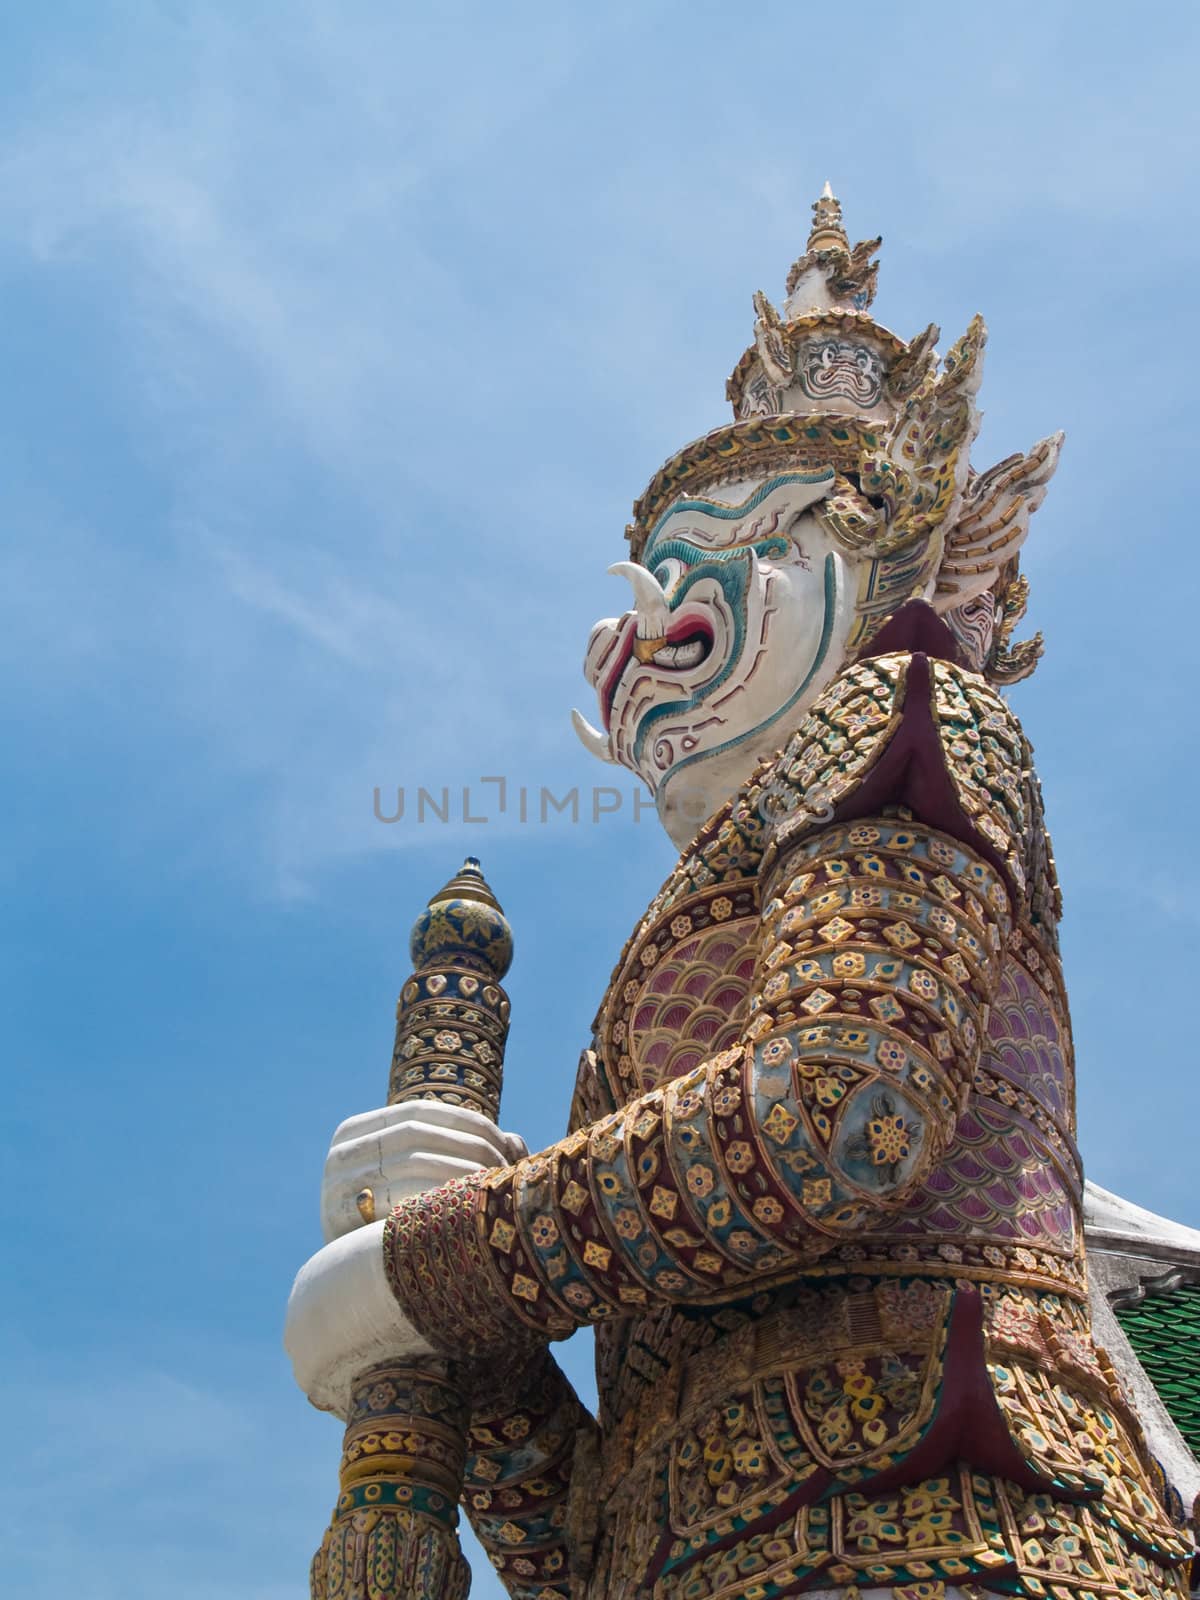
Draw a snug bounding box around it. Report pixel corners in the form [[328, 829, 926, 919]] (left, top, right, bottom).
[[760, 650, 1044, 916]]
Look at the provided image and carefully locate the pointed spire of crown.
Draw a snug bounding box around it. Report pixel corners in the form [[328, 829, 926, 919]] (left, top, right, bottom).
[[784, 183, 881, 316], [807, 180, 849, 254], [722, 187, 908, 428]]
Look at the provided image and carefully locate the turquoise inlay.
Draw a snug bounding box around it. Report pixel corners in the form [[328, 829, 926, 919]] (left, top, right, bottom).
[[466, 1433, 555, 1479], [646, 533, 789, 579], [643, 469, 836, 556], [341, 1481, 457, 1524], [749, 1035, 847, 1214], [514, 1160, 593, 1308], [785, 951, 966, 1032], [789, 823, 991, 883], [476, 1506, 564, 1544], [632, 547, 756, 765], [591, 1131, 679, 1291]]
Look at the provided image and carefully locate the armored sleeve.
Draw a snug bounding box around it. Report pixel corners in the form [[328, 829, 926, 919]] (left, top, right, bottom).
[[460, 1351, 595, 1600]]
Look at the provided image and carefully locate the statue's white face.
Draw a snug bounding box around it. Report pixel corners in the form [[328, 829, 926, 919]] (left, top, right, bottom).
[[571, 307, 1056, 847], [575, 472, 859, 847]]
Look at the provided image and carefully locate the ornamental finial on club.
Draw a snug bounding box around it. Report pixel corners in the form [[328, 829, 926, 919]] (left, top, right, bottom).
[[393, 856, 513, 1118], [408, 855, 513, 980]]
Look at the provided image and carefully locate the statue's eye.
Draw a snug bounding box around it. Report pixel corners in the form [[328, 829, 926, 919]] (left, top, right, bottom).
[[653, 557, 687, 593]]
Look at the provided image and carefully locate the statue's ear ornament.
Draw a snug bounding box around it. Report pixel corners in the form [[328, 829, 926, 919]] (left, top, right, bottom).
[[885, 314, 987, 541], [813, 475, 885, 553], [932, 431, 1063, 683], [989, 631, 1045, 685], [937, 433, 1064, 607], [987, 570, 1045, 685], [794, 318, 992, 570]]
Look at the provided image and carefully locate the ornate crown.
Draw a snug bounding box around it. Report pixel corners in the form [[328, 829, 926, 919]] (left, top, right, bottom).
[[726, 182, 937, 426], [625, 185, 1061, 682]]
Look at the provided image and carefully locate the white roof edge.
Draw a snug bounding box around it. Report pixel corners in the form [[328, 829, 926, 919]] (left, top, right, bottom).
[[1084, 1179, 1200, 1261]]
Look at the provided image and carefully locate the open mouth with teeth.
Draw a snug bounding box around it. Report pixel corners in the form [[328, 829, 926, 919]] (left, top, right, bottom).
[[642, 633, 711, 668], [601, 614, 715, 728]]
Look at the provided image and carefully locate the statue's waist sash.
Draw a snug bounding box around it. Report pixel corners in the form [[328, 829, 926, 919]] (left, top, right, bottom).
[[585, 1277, 1191, 1599]]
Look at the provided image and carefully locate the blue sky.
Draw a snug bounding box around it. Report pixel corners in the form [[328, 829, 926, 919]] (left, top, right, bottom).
[[2, 3, 1198, 1594]]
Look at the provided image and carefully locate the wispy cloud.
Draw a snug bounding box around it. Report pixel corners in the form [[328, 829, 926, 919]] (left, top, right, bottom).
[[202, 533, 412, 666], [0, 6, 633, 898]]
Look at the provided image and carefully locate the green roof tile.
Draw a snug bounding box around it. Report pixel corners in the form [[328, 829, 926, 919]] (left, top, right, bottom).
[[1115, 1283, 1200, 1459]]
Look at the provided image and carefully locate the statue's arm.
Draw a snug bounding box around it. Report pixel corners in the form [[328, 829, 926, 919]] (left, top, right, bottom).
[[388, 820, 1009, 1352], [460, 1350, 595, 1600], [386, 654, 1028, 1357]]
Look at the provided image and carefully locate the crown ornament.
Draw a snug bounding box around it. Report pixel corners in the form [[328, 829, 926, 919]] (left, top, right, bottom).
[[783, 180, 882, 311], [725, 182, 936, 424]]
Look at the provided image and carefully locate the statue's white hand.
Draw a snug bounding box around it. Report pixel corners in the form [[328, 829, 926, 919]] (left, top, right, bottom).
[[320, 1100, 528, 1243], [287, 1099, 528, 1417], [286, 1220, 426, 1416]]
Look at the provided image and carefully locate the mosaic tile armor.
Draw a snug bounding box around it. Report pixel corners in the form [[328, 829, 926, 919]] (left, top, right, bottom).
[[383, 639, 1194, 1600]]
